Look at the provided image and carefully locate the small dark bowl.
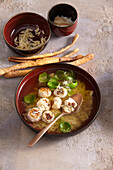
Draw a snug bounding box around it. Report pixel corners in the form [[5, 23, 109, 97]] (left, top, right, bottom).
[[48, 3, 78, 36], [15, 63, 101, 137], [3, 12, 51, 56]]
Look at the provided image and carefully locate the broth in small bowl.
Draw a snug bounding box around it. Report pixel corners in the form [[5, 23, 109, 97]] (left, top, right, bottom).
[[15, 63, 101, 137]]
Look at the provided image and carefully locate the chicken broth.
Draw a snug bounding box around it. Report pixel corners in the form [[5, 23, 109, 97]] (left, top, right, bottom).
[[23, 70, 93, 134]]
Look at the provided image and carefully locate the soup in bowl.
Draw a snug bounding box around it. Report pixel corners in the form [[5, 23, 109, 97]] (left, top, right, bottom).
[[15, 63, 101, 137]]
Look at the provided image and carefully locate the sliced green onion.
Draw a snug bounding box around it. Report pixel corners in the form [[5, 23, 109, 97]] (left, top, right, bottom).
[[66, 76, 73, 82], [39, 72, 49, 83], [59, 121, 71, 133], [55, 70, 65, 80], [47, 76, 60, 89], [24, 93, 35, 104], [49, 77, 58, 82], [67, 80, 78, 89], [47, 80, 60, 89], [64, 70, 75, 78]]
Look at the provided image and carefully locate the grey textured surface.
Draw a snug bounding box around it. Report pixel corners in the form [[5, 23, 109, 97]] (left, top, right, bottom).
[[0, 0, 113, 170]]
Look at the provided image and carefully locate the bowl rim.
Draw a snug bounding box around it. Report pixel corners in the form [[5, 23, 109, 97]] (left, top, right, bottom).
[[15, 63, 101, 137], [48, 3, 78, 28], [3, 12, 51, 52]]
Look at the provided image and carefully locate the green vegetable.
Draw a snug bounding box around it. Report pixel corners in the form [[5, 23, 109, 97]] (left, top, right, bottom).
[[49, 77, 58, 82], [55, 70, 75, 81], [64, 70, 75, 78], [49, 87, 55, 91], [47, 77, 60, 90], [55, 70, 65, 80], [39, 72, 49, 83], [68, 80, 78, 89], [59, 121, 71, 133], [47, 80, 60, 89], [24, 93, 35, 104], [66, 76, 73, 82]]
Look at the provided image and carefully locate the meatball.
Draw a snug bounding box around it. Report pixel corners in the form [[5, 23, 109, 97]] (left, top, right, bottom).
[[51, 97, 62, 110], [27, 107, 42, 122], [42, 111, 55, 123], [38, 87, 51, 98], [62, 98, 77, 113], [53, 86, 67, 98], [37, 98, 50, 111]]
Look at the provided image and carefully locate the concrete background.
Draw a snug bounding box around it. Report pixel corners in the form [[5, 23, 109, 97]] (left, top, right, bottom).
[[0, 0, 113, 170]]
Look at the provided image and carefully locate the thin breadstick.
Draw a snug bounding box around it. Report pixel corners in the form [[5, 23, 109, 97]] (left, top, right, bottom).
[[8, 48, 79, 63], [4, 69, 33, 78], [63, 48, 79, 58], [3, 55, 84, 78], [0, 56, 78, 76], [8, 34, 79, 61], [72, 55, 84, 60], [8, 58, 28, 63], [67, 53, 95, 66]]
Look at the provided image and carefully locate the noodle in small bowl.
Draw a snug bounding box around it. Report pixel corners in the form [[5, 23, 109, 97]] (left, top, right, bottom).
[[3, 12, 51, 56], [15, 63, 101, 137], [48, 3, 78, 36]]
